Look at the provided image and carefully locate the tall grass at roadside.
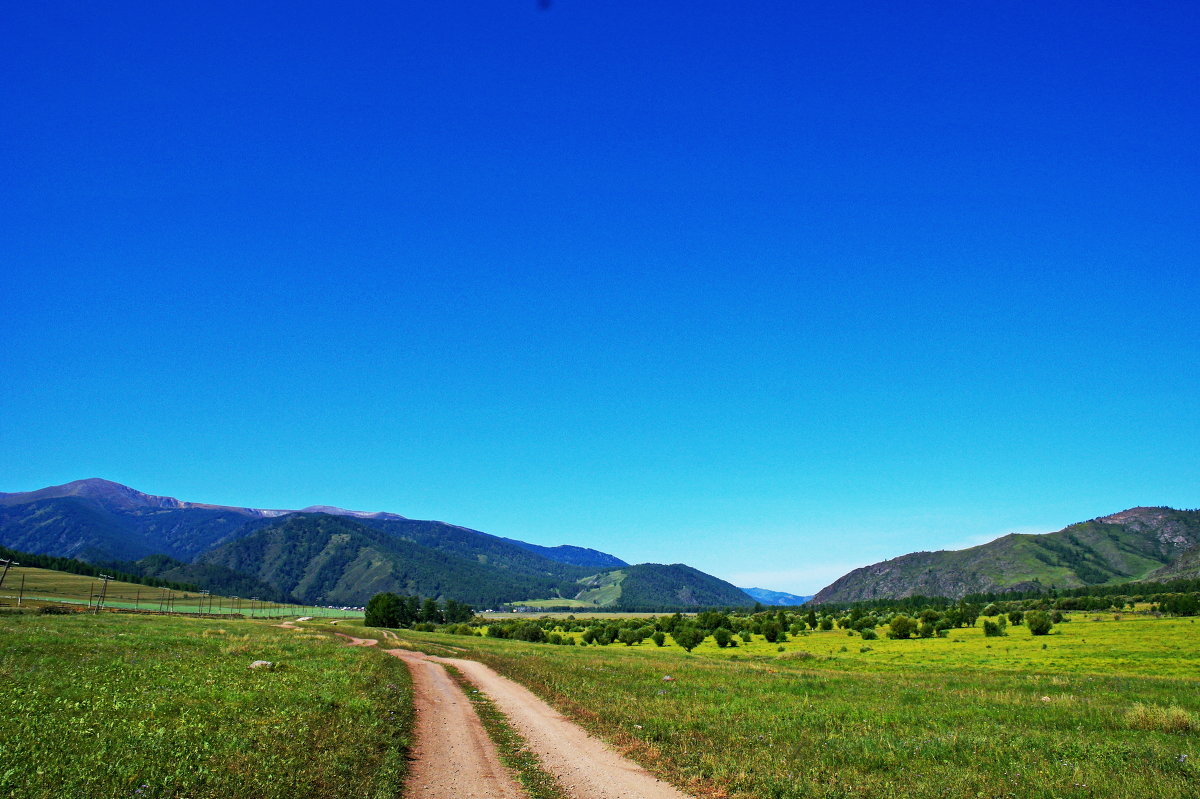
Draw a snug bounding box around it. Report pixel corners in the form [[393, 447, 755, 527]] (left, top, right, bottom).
[[0, 614, 412, 799]]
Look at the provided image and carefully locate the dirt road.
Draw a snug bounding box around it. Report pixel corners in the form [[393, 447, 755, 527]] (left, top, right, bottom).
[[386, 648, 525, 799], [391, 649, 694, 799], [321, 625, 695, 799]]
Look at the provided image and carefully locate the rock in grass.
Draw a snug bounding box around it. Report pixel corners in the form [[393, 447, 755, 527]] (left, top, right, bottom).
[[249, 660, 274, 670]]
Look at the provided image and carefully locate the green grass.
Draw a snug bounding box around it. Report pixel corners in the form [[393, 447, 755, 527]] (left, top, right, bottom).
[[573, 570, 625, 606], [394, 614, 1200, 799], [0, 613, 412, 799]]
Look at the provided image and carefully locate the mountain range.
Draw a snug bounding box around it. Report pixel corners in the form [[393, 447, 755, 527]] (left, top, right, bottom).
[[812, 506, 1200, 603], [0, 479, 753, 609], [740, 587, 814, 606]]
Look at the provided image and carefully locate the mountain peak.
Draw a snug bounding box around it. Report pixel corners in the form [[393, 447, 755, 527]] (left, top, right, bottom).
[[298, 505, 408, 521], [0, 478, 187, 511]]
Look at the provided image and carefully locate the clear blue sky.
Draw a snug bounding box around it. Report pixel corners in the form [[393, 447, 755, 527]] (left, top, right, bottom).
[[2, 2, 1197, 594]]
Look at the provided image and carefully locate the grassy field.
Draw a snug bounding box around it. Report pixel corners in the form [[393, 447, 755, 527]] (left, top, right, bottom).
[[379, 614, 1199, 799], [0, 565, 359, 618], [510, 598, 600, 609], [0, 613, 411, 799]]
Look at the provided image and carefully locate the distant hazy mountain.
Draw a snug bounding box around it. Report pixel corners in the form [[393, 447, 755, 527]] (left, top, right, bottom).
[[0, 479, 741, 608], [740, 587, 813, 606], [813, 507, 1200, 603], [0, 478, 406, 520]]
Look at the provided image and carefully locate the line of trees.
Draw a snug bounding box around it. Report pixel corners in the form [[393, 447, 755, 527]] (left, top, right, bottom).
[[364, 592, 475, 628]]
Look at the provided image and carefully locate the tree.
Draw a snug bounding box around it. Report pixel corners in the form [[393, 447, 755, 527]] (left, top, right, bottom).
[[618, 628, 642, 646], [420, 598, 443, 624], [673, 627, 705, 652], [762, 621, 781, 643], [713, 627, 733, 647], [513, 621, 546, 642], [651, 631, 666, 646], [443, 599, 474, 623], [887, 615, 917, 639], [1007, 610, 1024, 626], [365, 592, 402, 628], [1025, 610, 1053, 635]]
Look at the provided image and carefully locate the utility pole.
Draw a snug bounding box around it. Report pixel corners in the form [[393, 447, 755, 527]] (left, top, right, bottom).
[[94, 574, 114, 615], [0, 558, 17, 589]]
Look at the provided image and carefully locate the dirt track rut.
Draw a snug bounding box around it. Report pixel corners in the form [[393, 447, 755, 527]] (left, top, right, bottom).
[[393, 649, 694, 799], [386, 648, 525, 799]]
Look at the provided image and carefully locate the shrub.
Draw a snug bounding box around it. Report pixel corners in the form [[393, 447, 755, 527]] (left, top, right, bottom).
[[859, 627, 878, 640], [1008, 610, 1024, 626], [513, 621, 546, 643], [651, 631, 666, 647], [713, 628, 733, 648], [617, 628, 642, 646], [1025, 610, 1053, 636], [887, 615, 917, 639], [673, 627, 705, 653], [982, 619, 1004, 637]]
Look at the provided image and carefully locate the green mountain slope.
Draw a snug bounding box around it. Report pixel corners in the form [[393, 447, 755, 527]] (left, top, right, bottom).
[[199, 514, 588, 606], [813, 507, 1200, 602], [540, 563, 753, 609]]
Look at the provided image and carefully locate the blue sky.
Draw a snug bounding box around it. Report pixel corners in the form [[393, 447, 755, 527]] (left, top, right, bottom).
[[3, 2, 1198, 593]]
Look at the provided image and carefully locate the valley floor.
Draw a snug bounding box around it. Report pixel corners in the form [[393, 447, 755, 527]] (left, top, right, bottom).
[[3, 611, 1196, 799], [393, 614, 1199, 799]]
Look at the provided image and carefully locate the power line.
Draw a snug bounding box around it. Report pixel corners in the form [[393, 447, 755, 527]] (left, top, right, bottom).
[[94, 574, 114, 615]]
